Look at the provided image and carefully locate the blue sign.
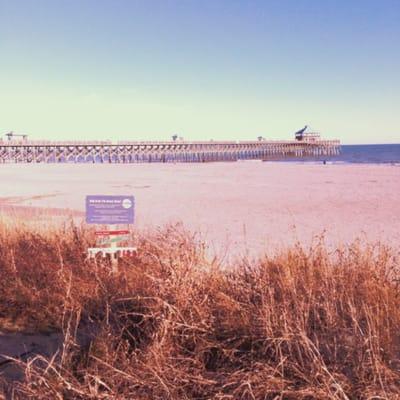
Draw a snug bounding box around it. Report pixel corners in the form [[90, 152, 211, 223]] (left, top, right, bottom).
[[86, 195, 134, 224]]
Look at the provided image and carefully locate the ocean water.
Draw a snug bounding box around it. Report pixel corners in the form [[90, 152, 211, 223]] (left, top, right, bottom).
[[282, 144, 400, 164], [334, 144, 400, 164]]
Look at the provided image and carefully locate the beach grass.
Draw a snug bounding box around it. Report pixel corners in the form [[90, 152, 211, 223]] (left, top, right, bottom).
[[0, 222, 399, 399]]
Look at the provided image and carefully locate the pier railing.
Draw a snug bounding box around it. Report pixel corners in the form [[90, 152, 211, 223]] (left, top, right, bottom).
[[0, 138, 340, 163]]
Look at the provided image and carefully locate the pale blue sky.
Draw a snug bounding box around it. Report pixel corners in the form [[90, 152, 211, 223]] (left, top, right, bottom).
[[0, 0, 399, 144]]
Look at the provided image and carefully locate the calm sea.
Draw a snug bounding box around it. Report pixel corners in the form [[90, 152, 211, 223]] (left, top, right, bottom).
[[282, 144, 400, 164]]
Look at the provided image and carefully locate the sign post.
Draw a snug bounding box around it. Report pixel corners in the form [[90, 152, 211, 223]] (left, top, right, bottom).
[[86, 195, 136, 271]]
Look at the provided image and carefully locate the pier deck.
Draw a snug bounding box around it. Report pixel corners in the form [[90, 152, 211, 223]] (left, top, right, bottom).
[[0, 138, 340, 163]]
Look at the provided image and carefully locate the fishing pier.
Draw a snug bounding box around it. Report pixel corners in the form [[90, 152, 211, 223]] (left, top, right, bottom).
[[0, 132, 340, 164]]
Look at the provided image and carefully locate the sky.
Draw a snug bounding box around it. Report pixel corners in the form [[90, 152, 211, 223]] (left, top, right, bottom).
[[0, 0, 399, 144]]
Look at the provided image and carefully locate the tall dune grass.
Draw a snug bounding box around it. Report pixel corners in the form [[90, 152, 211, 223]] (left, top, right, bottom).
[[0, 222, 399, 399]]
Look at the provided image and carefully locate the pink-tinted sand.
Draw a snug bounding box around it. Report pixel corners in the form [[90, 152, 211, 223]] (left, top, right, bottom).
[[1, 162, 399, 258]]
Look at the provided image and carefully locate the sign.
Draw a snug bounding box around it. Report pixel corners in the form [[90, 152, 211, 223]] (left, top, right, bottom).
[[95, 230, 130, 236], [86, 195, 134, 225], [97, 235, 130, 245]]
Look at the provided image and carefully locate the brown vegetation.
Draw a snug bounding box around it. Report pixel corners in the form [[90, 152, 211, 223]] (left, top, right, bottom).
[[0, 222, 399, 399]]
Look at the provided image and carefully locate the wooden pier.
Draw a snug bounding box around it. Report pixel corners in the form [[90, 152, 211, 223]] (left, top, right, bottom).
[[0, 137, 340, 164]]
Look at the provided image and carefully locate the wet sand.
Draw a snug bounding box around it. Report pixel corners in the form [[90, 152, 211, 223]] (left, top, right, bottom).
[[1, 162, 399, 258]]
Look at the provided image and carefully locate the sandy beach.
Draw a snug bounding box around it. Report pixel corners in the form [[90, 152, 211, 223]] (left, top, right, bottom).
[[1, 162, 399, 258]]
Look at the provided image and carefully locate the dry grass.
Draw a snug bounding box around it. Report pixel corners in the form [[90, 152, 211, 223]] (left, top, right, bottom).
[[0, 222, 399, 399]]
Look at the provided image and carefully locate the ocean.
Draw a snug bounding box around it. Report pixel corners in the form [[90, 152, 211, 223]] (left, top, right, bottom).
[[282, 144, 400, 164]]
